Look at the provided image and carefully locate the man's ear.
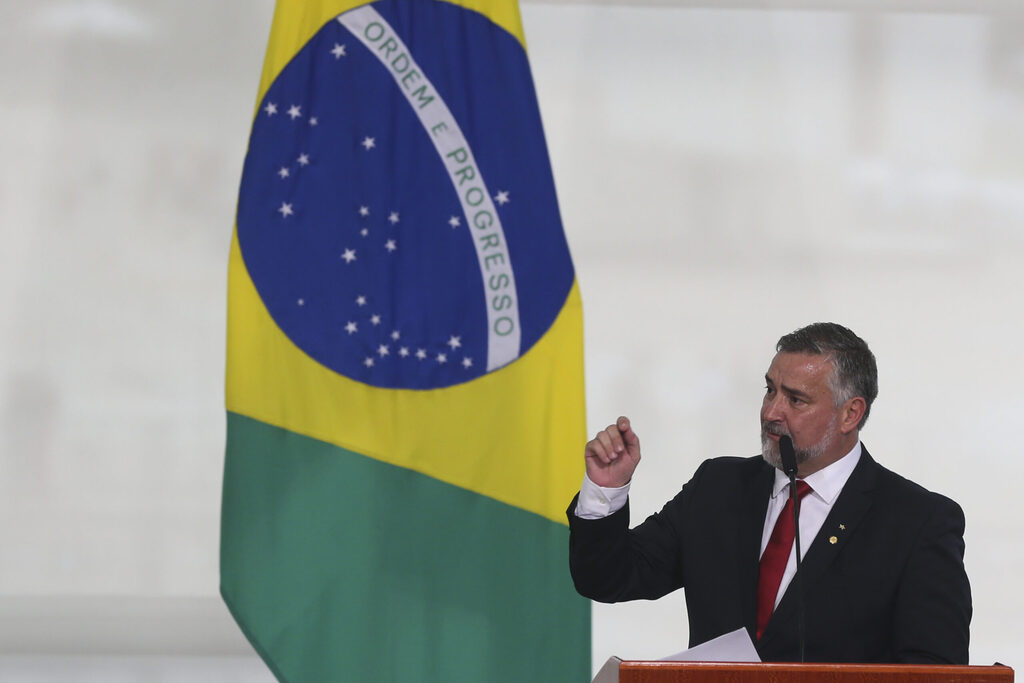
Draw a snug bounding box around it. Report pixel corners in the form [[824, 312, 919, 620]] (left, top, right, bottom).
[[840, 397, 866, 434]]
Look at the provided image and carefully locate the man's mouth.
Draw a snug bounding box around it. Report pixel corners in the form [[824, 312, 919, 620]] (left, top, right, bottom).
[[762, 424, 787, 441]]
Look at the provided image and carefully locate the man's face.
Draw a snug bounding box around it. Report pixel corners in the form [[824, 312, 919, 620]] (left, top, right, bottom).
[[760, 352, 843, 470]]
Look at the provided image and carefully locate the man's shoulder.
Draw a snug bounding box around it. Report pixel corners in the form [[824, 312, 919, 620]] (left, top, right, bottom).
[[699, 453, 771, 472], [691, 454, 773, 486], [859, 447, 964, 518]]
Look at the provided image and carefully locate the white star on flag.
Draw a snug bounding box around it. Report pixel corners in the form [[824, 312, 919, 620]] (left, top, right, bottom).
[[278, 202, 293, 217], [363, 357, 374, 368], [297, 298, 305, 306], [360, 228, 368, 237], [398, 347, 410, 357], [388, 212, 400, 224], [447, 335, 462, 350], [390, 330, 400, 340], [297, 153, 310, 166], [448, 216, 461, 228], [278, 167, 290, 179], [264, 102, 277, 116], [384, 239, 397, 253], [345, 321, 358, 334], [361, 137, 376, 150], [309, 117, 318, 126], [331, 43, 347, 59], [341, 248, 356, 263], [494, 190, 510, 205], [287, 105, 302, 120], [355, 295, 367, 306], [462, 357, 473, 368], [415, 349, 427, 360], [436, 353, 448, 364], [377, 344, 390, 357], [359, 206, 370, 216], [370, 314, 381, 326]]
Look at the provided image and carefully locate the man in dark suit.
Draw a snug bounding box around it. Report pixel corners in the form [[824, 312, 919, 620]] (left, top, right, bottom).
[[568, 323, 971, 663]]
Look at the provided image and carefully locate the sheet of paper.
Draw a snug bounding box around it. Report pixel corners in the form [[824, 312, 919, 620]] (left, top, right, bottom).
[[590, 656, 622, 683], [591, 627, 760, 682], [660, 627, 762, 663]]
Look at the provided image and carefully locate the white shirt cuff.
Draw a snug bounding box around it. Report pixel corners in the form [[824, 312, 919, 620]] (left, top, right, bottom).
[[574, 472, 630, 519]]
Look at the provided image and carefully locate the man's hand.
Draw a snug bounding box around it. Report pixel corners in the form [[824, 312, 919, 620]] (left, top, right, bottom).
[[584, 416, 642, 488]]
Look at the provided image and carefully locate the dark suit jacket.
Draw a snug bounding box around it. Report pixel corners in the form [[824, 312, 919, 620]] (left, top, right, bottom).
[[567, 448, 972, 663]]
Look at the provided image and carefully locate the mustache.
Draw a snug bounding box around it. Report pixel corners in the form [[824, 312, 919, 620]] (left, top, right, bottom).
[[761, 423, 789, 437]]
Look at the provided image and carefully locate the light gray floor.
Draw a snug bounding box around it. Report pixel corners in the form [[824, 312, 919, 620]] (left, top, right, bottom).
[[0, 656, 275, 683]]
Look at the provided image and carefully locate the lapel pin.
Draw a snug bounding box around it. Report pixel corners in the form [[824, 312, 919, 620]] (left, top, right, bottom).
[[829, 536, 838, 544], [839, 524, 846, 530]]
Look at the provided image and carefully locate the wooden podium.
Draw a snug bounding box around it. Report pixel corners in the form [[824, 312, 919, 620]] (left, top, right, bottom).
[[615, 661, 1014, 683]]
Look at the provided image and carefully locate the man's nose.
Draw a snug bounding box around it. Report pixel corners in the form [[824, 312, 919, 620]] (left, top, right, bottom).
[[762, 395, 786, 423]]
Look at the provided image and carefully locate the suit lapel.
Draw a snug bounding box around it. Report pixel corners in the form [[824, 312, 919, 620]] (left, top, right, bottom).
[[758, 448, 881, 647], [739, 460, 776, 637]]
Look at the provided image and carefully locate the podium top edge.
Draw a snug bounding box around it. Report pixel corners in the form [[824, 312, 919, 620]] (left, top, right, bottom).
[[618, 661, 1015, 673]]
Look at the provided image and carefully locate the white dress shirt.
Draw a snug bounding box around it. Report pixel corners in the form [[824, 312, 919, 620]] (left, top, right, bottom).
[[575, 442, 863, 608], [760, 442, 861, 608]]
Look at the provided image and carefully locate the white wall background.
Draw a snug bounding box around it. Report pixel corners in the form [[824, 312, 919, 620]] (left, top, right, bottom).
[[1, 0, 1022, 679]]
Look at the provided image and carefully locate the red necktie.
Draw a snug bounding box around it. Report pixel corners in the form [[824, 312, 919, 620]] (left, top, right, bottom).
[[756, 480, 812, 640]]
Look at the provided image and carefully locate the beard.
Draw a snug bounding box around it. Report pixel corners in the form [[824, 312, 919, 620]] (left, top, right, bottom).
[[761, 419, 835, 470]]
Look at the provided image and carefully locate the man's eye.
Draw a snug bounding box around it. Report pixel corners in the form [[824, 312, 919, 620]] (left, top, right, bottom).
[[790, 396, 804, 406]]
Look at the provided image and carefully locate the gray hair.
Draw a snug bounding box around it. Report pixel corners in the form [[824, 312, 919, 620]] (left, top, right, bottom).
[[776, 322, 878, 429]]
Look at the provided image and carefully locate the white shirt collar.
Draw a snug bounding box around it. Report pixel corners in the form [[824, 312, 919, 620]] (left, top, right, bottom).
[[771, 440, 862, 504]]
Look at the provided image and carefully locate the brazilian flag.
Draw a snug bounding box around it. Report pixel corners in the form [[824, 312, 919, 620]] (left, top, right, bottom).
[[220, 1, 589, 681]]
